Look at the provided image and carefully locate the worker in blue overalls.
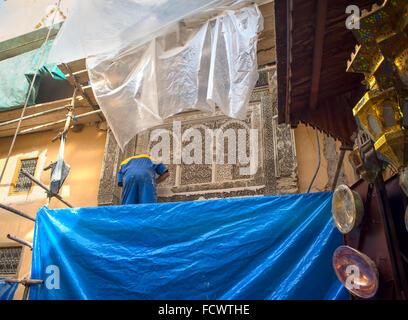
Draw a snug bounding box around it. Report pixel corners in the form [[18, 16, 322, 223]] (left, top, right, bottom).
[[117, 154, 169, 204]]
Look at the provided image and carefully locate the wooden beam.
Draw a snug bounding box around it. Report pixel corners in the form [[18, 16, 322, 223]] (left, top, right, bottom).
[[19, 109, 103, 135], [285, 0, 293, 124], [0, 104, 70, 128], [62, 64, 95, 109], [62, 63, 104, 122], [309, 0, 328, 110]]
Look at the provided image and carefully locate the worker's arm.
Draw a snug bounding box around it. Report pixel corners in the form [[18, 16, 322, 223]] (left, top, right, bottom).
[[156, 171, 169, 184], [117, 169, 123, 187]]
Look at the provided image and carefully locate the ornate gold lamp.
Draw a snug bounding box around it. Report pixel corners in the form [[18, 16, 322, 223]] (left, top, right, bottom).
[[352, 87, 408, 169], [349, 143, 379, 183], [336, 1, 408, 299], [347, 0, 408, 196]]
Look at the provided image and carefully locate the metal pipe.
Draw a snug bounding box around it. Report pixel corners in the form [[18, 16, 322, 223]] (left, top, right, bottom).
[[52, 89, 76, 143], [20, 169, 73, 208], [0, 105, 70, 128], [22, 284, 30, 300], [0, 202, 35, 222], [7, 234, 33, 250], [5, 278, 43, 285], [19, 109, 102, 135], [307, 127, 321, 193]]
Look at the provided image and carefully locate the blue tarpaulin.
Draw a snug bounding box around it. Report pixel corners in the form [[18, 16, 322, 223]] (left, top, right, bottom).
[[0, 278, 18, 300], [29, 192, 348, 300]]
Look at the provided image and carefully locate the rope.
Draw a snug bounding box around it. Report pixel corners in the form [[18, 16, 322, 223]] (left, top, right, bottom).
[[307, 127, 321, 193], [0, 0, 62, 183]]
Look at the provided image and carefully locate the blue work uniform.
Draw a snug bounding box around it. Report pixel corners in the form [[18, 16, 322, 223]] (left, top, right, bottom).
[[117, 155, 168, 205]]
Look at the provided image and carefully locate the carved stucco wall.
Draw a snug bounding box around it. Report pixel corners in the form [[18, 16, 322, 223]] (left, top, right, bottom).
[[97, 67, 299, 205]]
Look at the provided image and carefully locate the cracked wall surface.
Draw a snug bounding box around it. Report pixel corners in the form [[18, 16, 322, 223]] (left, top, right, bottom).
[[294, 123, 358, 194]]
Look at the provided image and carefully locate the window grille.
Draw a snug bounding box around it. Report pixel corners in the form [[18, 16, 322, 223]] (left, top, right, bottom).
[[13, 158, 38, 193], [0, 247, 22, 276]]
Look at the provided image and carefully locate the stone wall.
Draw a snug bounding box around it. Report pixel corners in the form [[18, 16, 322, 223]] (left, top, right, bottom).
[[97, 67, 299, 205]]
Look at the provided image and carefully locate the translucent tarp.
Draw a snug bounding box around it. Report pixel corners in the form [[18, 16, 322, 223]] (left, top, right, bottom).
[[48, 0, 264, 149], [0, 40, 65, 110], [29, 192, 348, 299]]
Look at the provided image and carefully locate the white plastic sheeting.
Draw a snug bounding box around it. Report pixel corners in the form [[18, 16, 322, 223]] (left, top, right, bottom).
[[49, 1, 264, 149]]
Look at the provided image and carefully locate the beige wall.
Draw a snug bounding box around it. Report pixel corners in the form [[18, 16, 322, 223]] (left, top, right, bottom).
[[0, 125, 106, 299], [294, 123, 359, 194]]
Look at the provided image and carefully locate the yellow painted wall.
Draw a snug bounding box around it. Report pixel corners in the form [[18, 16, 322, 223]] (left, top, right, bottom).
[[294, 123, 359, 194], [0, 125, 106, 299]]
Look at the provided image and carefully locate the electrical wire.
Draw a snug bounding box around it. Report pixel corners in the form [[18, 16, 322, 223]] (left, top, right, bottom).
[[0, 0, 62, 184], [307, 127, 321, 193]]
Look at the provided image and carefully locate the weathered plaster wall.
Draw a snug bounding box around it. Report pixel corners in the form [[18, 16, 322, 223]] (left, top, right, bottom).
[[294, 123, 358, 194], [0, 125, 106, 299], [98, 67, 300, 205]]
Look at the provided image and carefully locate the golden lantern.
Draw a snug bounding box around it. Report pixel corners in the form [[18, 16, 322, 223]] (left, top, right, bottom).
[[348, 145, 379, 183], [377, 31, 408, 88], [347, 0, 408, 198], [395, 48, 408, 87], [338, 2, 408, 299], [352, 87, 408, 170], [374, 128, 408, 170], [346, 44, 383, 76], [352, 0, 407, 44]]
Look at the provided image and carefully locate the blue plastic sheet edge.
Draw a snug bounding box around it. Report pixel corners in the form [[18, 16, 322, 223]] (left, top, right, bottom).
[[29, 192, 349, 300], [0, 278, 18, 300]]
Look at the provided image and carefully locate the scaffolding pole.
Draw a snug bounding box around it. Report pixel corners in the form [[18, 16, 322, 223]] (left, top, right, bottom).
[[62, 62, 104, 121], [5, 278, 43, 285], [19, 109, 102, 135], [52, 88, 76, 143], [20, 169, 73, 208], [7, 234, 33, 250], [0, 202, 35, 222], [0, 104, 71, 128]]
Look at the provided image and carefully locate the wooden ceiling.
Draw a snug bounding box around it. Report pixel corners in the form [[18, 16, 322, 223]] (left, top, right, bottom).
[[275, 0, 381, 145]]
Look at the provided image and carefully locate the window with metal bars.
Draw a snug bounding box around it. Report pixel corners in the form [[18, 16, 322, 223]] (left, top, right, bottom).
[[0, 246, 22, 276], [12, 158, 38, 193]]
